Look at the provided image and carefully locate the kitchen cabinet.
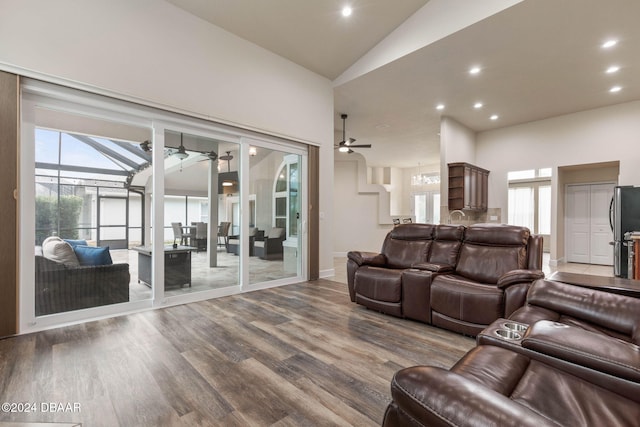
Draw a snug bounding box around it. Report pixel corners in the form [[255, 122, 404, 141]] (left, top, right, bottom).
[[448, 162, 489, 211]]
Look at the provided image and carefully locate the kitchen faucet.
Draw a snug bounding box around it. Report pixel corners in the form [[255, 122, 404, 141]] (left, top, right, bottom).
[[448, 209, 466, 224]]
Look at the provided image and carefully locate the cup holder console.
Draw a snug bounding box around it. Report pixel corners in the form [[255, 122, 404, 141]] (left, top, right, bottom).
[[489, 320, 529, 341], [502, 322, 528, 332], [494, 329, 523, 340]]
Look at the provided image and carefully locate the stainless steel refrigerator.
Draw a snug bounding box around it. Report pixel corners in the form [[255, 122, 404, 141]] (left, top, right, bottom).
[[609, 186, 640, 277]]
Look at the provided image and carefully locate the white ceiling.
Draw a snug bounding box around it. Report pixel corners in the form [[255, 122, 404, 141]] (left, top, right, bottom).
[[166, 0, 640, 168]]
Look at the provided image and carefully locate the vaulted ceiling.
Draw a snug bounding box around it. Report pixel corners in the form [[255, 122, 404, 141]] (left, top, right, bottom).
[[166, 0, 640, 168]]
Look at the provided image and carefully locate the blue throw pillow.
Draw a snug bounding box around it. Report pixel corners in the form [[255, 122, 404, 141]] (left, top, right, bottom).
[[64, 239, 88, 248], [73, 245, 113, 266]]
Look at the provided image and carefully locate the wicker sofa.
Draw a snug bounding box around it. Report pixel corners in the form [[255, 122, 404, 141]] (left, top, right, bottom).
[[35, 246, 130, 315]]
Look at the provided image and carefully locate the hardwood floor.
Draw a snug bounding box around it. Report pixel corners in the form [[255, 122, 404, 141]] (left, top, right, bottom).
[[0, 279, 474, 426]]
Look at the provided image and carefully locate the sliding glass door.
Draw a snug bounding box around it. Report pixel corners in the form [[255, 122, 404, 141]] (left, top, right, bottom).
[[160, 128, 240, 296], [20, 79, 308, 333], [248, 147, 304, 285]]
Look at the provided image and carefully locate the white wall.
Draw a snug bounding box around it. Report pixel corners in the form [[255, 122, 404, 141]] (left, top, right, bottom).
[[477, 101, 640, 213], [333, 159, 393, 255], [477, 100, 640, 261], [439, 116, 477, 205], [0, 0, 335, 275]]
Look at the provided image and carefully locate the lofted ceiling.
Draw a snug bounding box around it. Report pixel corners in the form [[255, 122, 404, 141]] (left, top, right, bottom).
[[165, 0, 640, 169]]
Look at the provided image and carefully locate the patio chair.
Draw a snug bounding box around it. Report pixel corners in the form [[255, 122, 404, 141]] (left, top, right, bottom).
[[254, 227, 286, 260]]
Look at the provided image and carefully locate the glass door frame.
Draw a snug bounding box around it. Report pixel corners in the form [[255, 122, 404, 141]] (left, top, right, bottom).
[[151, 121, 245, 306], [19, 83, 156, 332], [241, 137, 308, 290], [19, 79, 309, 334]]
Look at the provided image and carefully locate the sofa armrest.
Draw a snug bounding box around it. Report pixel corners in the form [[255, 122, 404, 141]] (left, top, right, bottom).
[[497, 269, 545, 288], [389, 366, 557, 427], [411, 262, 454, 273], [347, 251, 386, 267], [522, 320, 640, 383]]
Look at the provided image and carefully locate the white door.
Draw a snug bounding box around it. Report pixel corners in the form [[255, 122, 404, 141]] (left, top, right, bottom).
[[566, 185, 590, 263], [566, 183, 614, 265]]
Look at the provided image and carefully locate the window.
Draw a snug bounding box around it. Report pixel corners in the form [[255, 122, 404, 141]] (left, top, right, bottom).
[[507, 168, 552, 243], [413, 191, 440, 224]]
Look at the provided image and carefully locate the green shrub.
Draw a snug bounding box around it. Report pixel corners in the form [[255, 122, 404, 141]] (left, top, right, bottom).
[[35, 195, 83, 244]]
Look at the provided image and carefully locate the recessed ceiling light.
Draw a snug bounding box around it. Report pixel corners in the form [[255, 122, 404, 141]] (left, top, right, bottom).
[[602, 39, 618, 49], [341, 6, 352, 17], [436, 104, 445, 110], [469, 66, 481, 75], [606, 65, 620, 74], [610, 85, 622, 93], [474, 102, 483, 109], [490, 114, 499, 121]]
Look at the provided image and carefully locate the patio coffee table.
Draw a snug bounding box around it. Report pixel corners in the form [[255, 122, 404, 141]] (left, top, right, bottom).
[[133, 245, 194, 289]]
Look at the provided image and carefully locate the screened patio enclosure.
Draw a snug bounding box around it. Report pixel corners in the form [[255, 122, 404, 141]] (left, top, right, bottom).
[[35, 128, 151, 249]]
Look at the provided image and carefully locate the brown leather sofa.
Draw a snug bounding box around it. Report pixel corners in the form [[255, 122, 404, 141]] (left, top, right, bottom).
[[347, 223, 544, 335], [382, 279, 640, 426]]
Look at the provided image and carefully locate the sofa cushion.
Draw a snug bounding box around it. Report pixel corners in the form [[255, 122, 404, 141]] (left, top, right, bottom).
[[267, 227, 285, 239], [381, 224, 435, 269], [525, 279, 640, 343], [42, 236, 80, 267], [463, 223, 530, 246], [384, 239, 432, 269], [451, 345, 640, 427], [354, 266, 403, 303], [431, 275, 504, 325], [456, 243, 526, 284], [73, 245, 113, 266], [64, 239, 88, 248]]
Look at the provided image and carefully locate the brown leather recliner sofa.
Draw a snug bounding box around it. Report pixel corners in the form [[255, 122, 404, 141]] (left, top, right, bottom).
[[347, 223, 544, 335], [383, 279, 640, 426]]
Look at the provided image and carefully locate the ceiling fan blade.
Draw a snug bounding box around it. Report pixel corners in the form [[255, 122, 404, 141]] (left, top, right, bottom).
[[349, 144, 372, 148]]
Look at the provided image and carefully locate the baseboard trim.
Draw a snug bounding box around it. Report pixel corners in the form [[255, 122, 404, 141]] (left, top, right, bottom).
[[319, 268, 335, 279]]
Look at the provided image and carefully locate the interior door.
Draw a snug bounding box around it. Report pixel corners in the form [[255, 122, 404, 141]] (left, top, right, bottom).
[[566, 185, 590, 263], [566, 183, 614, 265]]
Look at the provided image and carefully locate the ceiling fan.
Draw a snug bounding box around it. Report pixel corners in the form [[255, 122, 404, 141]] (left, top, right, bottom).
[[335, 113, 371, 153], [172, 133, 189, 160], [197, 150, 219, 162]]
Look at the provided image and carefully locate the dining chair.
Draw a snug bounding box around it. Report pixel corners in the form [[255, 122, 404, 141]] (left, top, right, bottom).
[[218, 222, 231, 248], [171, 222, 184, 245]]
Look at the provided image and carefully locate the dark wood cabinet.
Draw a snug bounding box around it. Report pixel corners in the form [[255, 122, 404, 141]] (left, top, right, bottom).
[[448, 162, 489, 211]]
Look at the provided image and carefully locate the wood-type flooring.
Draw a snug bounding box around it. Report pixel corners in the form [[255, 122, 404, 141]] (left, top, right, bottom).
[[0, 279, 474, 426]]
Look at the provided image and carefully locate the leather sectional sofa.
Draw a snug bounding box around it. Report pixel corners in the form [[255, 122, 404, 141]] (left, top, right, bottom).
[[383, 278, 640, 426], [347, 223, 544, 335]]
